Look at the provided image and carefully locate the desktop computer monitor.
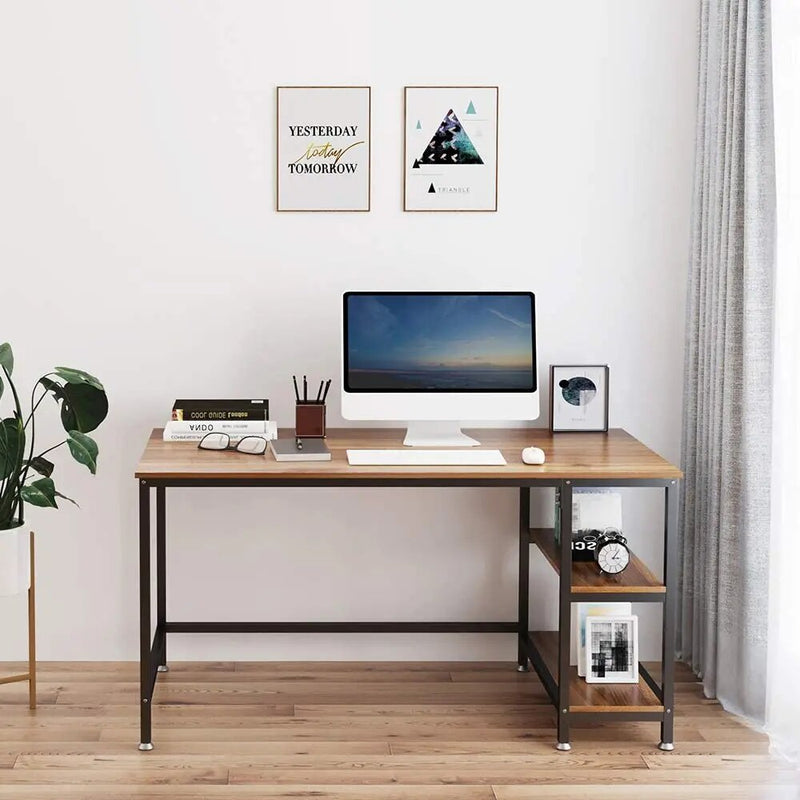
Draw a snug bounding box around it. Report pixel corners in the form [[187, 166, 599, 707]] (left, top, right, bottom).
[[341, 291, 539, 446]]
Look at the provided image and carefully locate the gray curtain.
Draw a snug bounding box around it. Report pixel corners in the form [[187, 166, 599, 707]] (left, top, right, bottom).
[[679, 0, 775, 721]]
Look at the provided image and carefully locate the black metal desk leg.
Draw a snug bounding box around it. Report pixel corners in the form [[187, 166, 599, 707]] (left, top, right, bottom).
[[156, 486, 168, 672], [517, 488, 530, 671], [556, 481, 573, 751], [139, 480, 153, 751], [659, 480, 679, 751]]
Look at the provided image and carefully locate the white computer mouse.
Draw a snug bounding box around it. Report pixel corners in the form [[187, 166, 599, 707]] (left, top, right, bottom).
[[521, 446, 546, 465]]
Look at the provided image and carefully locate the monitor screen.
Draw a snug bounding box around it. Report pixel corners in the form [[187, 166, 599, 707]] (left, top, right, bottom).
[[344, 292, 536, 393]]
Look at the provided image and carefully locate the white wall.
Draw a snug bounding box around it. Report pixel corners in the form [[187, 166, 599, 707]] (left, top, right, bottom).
[[0, 0, 698, 661]]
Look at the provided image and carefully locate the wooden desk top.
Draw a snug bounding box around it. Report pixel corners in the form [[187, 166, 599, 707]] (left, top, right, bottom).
[[135, 428, 682, 482]]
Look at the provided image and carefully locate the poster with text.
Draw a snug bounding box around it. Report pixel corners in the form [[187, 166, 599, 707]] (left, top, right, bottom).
[[404, 86, 498, 212], [277, 86, 371, 211]]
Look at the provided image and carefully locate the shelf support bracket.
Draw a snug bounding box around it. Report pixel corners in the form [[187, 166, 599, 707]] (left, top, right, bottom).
[[556, 481, 573, 749], [518, 487, 530, 671], [660, 480, 679, 749]]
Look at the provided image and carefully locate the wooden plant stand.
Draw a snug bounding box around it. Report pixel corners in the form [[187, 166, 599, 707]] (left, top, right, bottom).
[[0, 531, 36, 709]]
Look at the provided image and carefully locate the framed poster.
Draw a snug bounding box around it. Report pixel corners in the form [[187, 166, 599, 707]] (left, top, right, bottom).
[[549, 364, 610, 433], [571, 602, 631, 675], [404, 86, 498, 212], [276, 86, 371, 211], [585, 615, 639, 684]]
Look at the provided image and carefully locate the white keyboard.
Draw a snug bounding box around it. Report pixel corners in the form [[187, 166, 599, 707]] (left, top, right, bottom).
[[346, 449, 507, 466]]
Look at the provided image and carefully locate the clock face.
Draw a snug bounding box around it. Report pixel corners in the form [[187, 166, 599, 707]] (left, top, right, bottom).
[[597, 542, 630, 574]]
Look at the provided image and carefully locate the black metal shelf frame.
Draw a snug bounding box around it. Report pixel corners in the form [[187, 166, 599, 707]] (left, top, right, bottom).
[[137, 475, 679, 752], [521, 479, 679, 751]]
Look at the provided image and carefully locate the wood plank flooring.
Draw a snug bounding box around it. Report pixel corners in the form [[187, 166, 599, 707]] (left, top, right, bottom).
[[0, 660, 796, 799]]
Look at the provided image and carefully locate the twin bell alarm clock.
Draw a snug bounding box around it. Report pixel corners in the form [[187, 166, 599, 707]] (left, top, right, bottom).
[[573, 527, 631, 575]]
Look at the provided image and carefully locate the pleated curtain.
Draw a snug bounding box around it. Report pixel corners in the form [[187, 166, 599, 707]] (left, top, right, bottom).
[[679, 0, 776, 720]]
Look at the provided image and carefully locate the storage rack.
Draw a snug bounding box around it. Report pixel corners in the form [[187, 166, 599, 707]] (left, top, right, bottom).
[[517, 479, 679, 751]]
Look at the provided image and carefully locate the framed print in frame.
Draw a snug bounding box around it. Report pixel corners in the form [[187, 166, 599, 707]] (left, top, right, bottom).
[[404, 86, 498, 212], [585, 615, 639, 684], [549, 364, 610, 433], [571, 602, 632, 676], [276, 86, 371, 212]]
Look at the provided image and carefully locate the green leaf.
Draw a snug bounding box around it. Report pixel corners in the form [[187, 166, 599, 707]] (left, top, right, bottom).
[[20, 477, 58, 508], [29, 456, 54, 478], [39, 377, 66, 402], [60, 382, 108, 433], [67, 430, 98, 474], [54, 367, 104, 392], [0, 416, 25, 480], [0, 343, 13, 376], [54, 489, 78, 507], [0, 373, 3, 402]]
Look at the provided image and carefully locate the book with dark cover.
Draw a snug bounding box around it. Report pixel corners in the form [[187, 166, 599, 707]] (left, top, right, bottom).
[[172, 399, 269, 421]]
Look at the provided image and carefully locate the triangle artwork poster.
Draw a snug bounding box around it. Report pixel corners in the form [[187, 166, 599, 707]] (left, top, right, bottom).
[[404, 86, 498, 211], [416, 109, 483, 166]]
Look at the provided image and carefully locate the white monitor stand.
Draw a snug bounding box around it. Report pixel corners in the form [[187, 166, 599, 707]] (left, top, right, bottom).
[[402, 422, 480, 447]]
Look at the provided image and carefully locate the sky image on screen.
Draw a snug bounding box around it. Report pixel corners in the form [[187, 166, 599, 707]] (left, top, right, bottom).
[[347, 294, 534, 391]]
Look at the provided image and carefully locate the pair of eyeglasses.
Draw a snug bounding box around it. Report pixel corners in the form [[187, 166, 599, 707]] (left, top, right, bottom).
[[198, 433, 267, 455]]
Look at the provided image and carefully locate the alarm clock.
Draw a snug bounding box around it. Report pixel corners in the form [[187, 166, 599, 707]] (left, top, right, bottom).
[[594, 528, 630, 575]]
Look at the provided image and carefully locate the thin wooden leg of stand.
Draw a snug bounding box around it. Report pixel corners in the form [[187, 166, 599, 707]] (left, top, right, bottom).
[[28, 532, 36, 710]]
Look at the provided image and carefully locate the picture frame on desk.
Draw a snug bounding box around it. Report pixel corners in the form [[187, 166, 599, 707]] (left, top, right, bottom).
[[549, 364, 609, 433]]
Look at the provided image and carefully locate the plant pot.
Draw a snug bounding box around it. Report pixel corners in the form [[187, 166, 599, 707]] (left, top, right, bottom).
[[0, 521, 30, 597]]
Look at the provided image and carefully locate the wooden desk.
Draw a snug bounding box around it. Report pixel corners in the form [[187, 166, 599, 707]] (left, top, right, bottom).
[[135, 427, 681, 752]]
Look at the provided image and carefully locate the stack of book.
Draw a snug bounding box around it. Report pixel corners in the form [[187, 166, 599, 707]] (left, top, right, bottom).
[[163, 399, 278, 442]]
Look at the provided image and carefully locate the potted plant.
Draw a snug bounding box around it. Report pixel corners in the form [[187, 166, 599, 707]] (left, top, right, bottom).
[[0, 342, 108, 594]]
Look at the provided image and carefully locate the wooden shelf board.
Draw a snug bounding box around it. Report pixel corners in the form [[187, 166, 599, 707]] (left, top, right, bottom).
[[530, 630, 664, 713], [530, 527, 665, 595]]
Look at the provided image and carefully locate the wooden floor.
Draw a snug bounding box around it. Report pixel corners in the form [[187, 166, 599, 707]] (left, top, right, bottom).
[[0, 660, 797, 799]]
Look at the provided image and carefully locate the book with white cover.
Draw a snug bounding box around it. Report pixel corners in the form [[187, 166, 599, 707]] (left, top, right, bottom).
[[163, 420, 277, 442]]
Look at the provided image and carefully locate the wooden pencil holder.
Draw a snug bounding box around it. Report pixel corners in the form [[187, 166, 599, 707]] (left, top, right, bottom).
[[295, 403, 326, 438]]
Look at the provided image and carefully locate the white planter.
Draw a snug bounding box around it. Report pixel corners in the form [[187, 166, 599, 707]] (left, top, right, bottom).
[[0, 524, 30, 597]]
